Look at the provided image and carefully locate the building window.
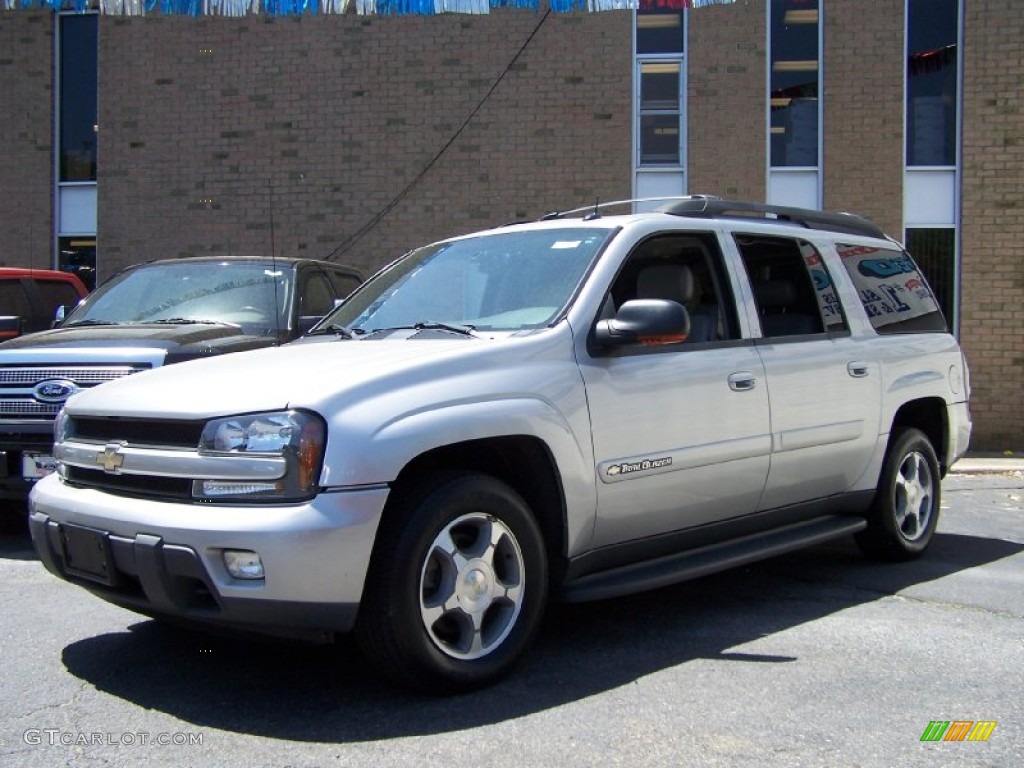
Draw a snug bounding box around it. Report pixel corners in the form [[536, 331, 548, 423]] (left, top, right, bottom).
[[59, 14, 98, 182], [636, 10, 685, 169], [769, 0, 820, 168], [905, 228, 956, 327], [906, 0, 958, 167], [58, 236, 97, 291]]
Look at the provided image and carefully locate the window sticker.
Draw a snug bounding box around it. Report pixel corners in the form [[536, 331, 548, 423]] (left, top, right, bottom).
[[837, 244, 939, 328], [551, 241, 583, 250], [799, 240, 843, 326]]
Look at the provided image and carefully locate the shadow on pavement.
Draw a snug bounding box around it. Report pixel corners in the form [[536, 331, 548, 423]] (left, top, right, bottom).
[[59, 530, 1023, 742]]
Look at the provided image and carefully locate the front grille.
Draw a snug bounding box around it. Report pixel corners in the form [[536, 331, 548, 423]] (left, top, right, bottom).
[[0, 365, 149, 385], [0, 401, 60, 417], [0, 364, 150, 421], [65, 467, 193, 501], [69, 417, 205, 448]]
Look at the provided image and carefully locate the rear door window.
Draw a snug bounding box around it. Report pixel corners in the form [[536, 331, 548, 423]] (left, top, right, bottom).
[[734, 234, 848, 338]]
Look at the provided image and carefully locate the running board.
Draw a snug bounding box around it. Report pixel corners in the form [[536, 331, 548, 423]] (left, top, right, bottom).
[[560, 515, 867, 603]]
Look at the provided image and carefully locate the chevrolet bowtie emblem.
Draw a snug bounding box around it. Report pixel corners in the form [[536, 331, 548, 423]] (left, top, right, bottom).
[[97, 442, 127, 474]]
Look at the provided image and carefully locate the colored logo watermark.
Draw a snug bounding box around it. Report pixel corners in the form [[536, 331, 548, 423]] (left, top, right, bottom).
[[921, 721, 997, 742]]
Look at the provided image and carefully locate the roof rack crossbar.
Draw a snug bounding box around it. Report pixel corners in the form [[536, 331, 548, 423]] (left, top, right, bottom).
[[656, 198, 887, 240]]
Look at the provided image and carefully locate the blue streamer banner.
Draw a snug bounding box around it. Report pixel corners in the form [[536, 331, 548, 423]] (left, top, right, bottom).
[[2, 0, 734, 14]]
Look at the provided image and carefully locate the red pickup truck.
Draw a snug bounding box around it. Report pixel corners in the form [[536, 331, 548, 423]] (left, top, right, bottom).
[[0, 268, 89, 341]]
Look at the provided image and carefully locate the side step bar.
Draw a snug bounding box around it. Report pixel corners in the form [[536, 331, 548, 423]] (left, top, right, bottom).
[[560, 515, 867, 603]]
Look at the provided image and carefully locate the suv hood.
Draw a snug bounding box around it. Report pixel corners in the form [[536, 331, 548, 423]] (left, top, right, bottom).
[[0, 323, 278, 358], [65, 334, 543, 421]]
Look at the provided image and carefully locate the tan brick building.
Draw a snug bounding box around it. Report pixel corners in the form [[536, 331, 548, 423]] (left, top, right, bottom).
[[1, 1, 1021, 450]]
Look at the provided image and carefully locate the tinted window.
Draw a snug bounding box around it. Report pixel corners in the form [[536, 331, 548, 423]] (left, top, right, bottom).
[[603, 232, 737, 345], [59, 14, 98, 182], [328, 269, 361, 300], [770, 0, 820, 167], [36, 280, 84, 319], [299, 272, 335, 318], [907, 0, 958, 166], [0, 281, 31, 318], [734, 234, 841, 338], [836, 244, 948, 333]]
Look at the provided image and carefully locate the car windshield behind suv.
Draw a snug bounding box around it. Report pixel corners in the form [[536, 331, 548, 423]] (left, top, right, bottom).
[[64, 259, 299, 337]]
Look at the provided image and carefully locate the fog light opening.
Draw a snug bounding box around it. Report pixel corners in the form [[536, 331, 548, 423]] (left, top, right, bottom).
[[223, 550, 265, 580]]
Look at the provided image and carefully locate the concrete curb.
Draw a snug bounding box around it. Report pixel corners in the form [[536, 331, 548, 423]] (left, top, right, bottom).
[[949, 456, 1024, 475]]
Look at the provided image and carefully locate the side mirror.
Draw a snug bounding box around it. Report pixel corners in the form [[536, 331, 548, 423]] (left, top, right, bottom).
[[592, 299, 690, 348]]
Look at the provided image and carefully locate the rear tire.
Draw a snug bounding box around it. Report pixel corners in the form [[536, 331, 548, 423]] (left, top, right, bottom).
[[356, 473, 548, 694], [856, 427, 941, 561]]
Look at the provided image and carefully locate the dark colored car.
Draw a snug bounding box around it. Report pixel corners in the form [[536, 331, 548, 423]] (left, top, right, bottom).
[[0, 267, 89, 341], [0, 256, 361, 517]]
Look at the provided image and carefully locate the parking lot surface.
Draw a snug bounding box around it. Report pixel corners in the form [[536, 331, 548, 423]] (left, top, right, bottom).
[[1, 470, 1021, 767]]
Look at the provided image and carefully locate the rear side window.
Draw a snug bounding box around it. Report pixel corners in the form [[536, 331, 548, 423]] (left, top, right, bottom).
[[836, 244, 947, 333], [734, 234, 847, 338], [0, 281, 31, 318], [35, 279, 84, 317]]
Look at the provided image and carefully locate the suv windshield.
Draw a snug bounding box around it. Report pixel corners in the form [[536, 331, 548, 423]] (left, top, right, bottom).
[[64, 261, 294, 335], [322, 228, 612, 334]]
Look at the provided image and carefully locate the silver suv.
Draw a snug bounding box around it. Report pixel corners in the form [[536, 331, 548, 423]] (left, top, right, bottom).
[[29, 198, 971, 693]]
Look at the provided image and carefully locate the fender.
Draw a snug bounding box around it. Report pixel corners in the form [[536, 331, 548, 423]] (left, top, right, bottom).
[[321, 389, 599, 556]]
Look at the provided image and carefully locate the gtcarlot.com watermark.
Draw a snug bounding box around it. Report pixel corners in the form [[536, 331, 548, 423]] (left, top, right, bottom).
[[24, 729, 203, 747]]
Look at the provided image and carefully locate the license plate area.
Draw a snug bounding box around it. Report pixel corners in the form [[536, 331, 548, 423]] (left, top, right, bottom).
[[59, 523, 119, 587], [22, 452, 57, 481]]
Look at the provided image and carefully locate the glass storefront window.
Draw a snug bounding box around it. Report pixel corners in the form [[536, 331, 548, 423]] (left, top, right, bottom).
[[770, 0, 820, 167], [907, 0, 958, 167]]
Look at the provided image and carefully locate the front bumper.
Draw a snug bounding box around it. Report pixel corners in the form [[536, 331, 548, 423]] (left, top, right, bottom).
[[29, 474, 389, 639]]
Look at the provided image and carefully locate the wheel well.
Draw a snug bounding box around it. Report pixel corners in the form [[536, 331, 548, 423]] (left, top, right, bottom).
[[388, 436, 569, 586], [891, 397, 949, 471]]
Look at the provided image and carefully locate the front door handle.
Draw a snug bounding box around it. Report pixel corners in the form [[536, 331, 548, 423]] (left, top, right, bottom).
[[728, 372, 757, 392], [847, 361, 870, 378]]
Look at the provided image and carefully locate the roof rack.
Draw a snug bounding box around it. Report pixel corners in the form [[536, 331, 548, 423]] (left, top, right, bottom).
[[656, 198, 887, 240], [539, 195, 723, 221]]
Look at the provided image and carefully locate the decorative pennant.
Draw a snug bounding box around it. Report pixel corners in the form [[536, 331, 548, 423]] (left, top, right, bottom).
[[549, 0, 585, 11], [436, 0, 488, 13], [3, 0, 734, 15]]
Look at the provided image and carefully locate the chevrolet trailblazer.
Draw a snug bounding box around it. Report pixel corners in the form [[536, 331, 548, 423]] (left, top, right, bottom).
[[28, 198, 971, 692]]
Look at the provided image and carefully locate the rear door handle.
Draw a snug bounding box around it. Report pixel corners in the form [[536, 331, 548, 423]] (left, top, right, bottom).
[[847, 361, 870, 378], [728, 372, 757, 392]]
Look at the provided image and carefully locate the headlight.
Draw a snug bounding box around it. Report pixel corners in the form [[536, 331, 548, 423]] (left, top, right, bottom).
[[192, 410, 326, 502], [54, 406, 72, 444]]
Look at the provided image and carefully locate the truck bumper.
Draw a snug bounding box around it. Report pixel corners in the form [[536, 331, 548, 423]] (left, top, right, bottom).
[[29, 474, 390, 640]]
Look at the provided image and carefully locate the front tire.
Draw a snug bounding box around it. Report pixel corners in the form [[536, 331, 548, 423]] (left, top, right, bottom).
[[356, 473, 548, 694], [856, 427, 941, 561]]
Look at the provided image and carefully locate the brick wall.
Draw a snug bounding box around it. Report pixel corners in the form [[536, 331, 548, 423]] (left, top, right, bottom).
[[0, 11, 54, 270], [961, 0, 1024, 451], [688, 3, 766, 199], [97, 11, 633, 280], [823, 0, 904, 237]]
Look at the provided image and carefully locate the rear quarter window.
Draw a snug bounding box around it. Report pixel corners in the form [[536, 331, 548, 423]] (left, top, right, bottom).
[[836, 243, 948, 333]]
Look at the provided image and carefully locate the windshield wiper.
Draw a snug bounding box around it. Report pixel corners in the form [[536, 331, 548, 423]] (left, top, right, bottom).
[[64, 319, 123, 327], [148, 318, 239, 327], [365, 322, 478, 338]]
